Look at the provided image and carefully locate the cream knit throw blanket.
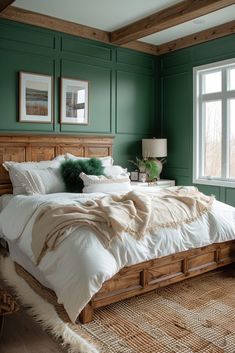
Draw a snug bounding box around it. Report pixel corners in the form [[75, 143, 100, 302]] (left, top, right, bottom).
[[32, 186, 214, 264]]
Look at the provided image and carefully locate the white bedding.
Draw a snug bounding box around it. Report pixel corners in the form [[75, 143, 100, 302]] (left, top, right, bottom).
[[0, 191, 235, 323]]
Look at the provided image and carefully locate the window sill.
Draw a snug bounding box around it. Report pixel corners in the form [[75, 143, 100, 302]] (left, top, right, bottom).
[[193, 178, 235, 188]]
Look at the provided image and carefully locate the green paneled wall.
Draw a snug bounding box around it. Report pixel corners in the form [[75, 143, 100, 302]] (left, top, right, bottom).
[[1, 18, 234, 206], [160, 33, 235, 206], [0, 19, 158, 167]]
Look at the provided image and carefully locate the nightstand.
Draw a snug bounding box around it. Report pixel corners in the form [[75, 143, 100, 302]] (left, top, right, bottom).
[[131, 179, 175, 190]]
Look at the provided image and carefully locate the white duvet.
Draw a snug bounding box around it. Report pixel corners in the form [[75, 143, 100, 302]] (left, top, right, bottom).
[[0, 191, 235, 323]]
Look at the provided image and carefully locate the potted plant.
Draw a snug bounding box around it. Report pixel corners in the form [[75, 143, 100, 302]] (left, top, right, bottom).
[[129, 157, 161, 182]]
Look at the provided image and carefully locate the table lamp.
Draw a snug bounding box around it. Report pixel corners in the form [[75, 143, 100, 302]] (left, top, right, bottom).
[[142, 138, 167, 180]]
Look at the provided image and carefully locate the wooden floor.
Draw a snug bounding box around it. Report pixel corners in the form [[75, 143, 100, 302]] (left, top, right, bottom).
[[0, 278, 66, 353]]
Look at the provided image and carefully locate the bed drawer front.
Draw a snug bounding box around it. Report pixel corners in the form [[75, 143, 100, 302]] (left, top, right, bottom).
[[188, 252, 216, 272], [93, 241, 235, 309], [148, 260, 184, 284]]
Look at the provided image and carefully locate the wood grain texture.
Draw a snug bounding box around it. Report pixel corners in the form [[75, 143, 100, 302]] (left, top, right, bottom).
[[0, 133, 114, 194], [0, 6, 157, 56], [110, 0, 235, 45], [78, 240, 235, 323], [13, 240, 235, 325], [0, 0, 14, 13], [1, 135, 234, 325], [157, 19, 235, 54], [15, 240, 235, 324], [0, 6, 110, 43], [121, 40, 159, 55]]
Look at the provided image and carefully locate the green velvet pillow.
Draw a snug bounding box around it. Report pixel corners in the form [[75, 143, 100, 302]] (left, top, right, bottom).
[[60, 158, 104, 193]]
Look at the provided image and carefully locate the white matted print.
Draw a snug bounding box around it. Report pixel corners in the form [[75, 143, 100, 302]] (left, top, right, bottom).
[[61, 78, 89, 125], [19, 72, 52, 123]]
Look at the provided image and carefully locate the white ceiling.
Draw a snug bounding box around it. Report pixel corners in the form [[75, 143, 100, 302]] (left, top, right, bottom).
[[13, 0, 235, 45], [140, 4, 235, 45], [13, 0, 182, 31]]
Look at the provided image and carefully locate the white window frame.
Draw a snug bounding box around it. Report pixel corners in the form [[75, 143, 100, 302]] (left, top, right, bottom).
[[193, 58, 235, 188]]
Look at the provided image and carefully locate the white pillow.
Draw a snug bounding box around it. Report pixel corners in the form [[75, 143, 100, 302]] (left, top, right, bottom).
[[80, 172, 131, 193], [0, 194, 13, 212], [65, 153, 114, 167], [9, 167, 65, 195], [104, 165, 127, 177], [3, 155, 65, 172], [3, 156, 66, 195]]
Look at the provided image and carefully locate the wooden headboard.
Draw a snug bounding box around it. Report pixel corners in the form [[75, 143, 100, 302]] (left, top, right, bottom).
[[0, 134, 114, 195]]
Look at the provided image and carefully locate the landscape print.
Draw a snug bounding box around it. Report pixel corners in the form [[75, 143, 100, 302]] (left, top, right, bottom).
[[19, 72, 52, 123], [25, 80, 48, 116]]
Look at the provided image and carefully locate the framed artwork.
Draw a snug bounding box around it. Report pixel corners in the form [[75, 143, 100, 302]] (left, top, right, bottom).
[[139, 172, 147, 182], [60, 77, 89, 125], [19, 72, 52, 123], [130, 171, 139, 181]]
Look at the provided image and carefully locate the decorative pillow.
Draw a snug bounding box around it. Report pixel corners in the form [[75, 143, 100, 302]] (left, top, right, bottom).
[[104, 165, 128, 177], [65, 153, 114, 167], [60, 158, 104, 193], [9, 167, 65, 195], [3, 156, 66, 195], [80, 172, 131, 193]]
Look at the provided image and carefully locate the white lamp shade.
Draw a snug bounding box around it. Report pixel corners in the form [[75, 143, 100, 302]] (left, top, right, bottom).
[[142, 138, 167, 158]]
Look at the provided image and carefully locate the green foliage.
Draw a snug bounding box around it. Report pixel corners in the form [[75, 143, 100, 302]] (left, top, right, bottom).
[[60, 158, 104, 193], [129, 157, 160, 181], [144, 160, 159, 181]]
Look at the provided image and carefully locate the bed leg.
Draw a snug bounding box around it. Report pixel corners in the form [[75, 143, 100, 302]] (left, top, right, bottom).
[[79, 302, 93, 324]]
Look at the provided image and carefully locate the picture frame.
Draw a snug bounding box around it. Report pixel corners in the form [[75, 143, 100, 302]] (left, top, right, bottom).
[[130, 171, 139, 181], [19, 72, 52, 123], [138, 172, 147, 182], [60, 77, 89, 125]]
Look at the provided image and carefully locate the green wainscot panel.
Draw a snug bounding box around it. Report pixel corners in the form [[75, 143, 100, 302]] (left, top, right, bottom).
[[194, 184, 220, 200], [225, 188, 235, 207], [174, 176, 191, 186], [192, 34, 235, 64], [161, 48, 191, 71], [0, 20, 55, 49], [0, 49, 54, 132], [117, 48, 154, 70], [60, 59, 112, 133], [116, 70, 153, 135], [113, 134, 143, 168], [162, 71, 191, 170], [62, 35, 112, 61]]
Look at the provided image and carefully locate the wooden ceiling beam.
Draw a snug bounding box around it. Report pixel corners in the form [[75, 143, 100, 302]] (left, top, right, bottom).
[[0, 6, 157, 56], [1, 4, 235, 57], [0, 0, 14, 13], [0, 6, 110, 43], [157, 20, 235, 55], [121, 41, 159, 56], [110, 0, 235, 45]]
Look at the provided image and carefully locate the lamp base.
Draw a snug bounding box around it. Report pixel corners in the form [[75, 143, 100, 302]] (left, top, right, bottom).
[[154, 159, 163, 180], [145, 158, 163, 182]]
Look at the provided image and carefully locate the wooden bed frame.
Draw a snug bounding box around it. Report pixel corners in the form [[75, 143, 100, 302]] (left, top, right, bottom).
[[0, 133, 235, 324]]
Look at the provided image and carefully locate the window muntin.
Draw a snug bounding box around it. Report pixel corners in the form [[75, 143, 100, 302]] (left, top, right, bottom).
[[194, 59, 235, 187]]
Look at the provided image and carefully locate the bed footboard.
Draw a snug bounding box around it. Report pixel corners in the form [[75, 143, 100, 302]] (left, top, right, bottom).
[[79, 240, 235, 323]]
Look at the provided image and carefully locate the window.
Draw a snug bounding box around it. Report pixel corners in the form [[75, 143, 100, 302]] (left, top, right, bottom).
[[193, 58, 235, 187]]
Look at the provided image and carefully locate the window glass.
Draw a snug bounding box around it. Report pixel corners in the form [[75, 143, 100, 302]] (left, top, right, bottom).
[[229, 99, 235, 178], [204, 101, 222, 177], [227, 68, 235, 91], [202, 71, 221, 94]]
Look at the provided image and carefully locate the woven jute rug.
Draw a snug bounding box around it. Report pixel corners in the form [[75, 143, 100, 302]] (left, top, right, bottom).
[[12, 261, 235, 353]]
